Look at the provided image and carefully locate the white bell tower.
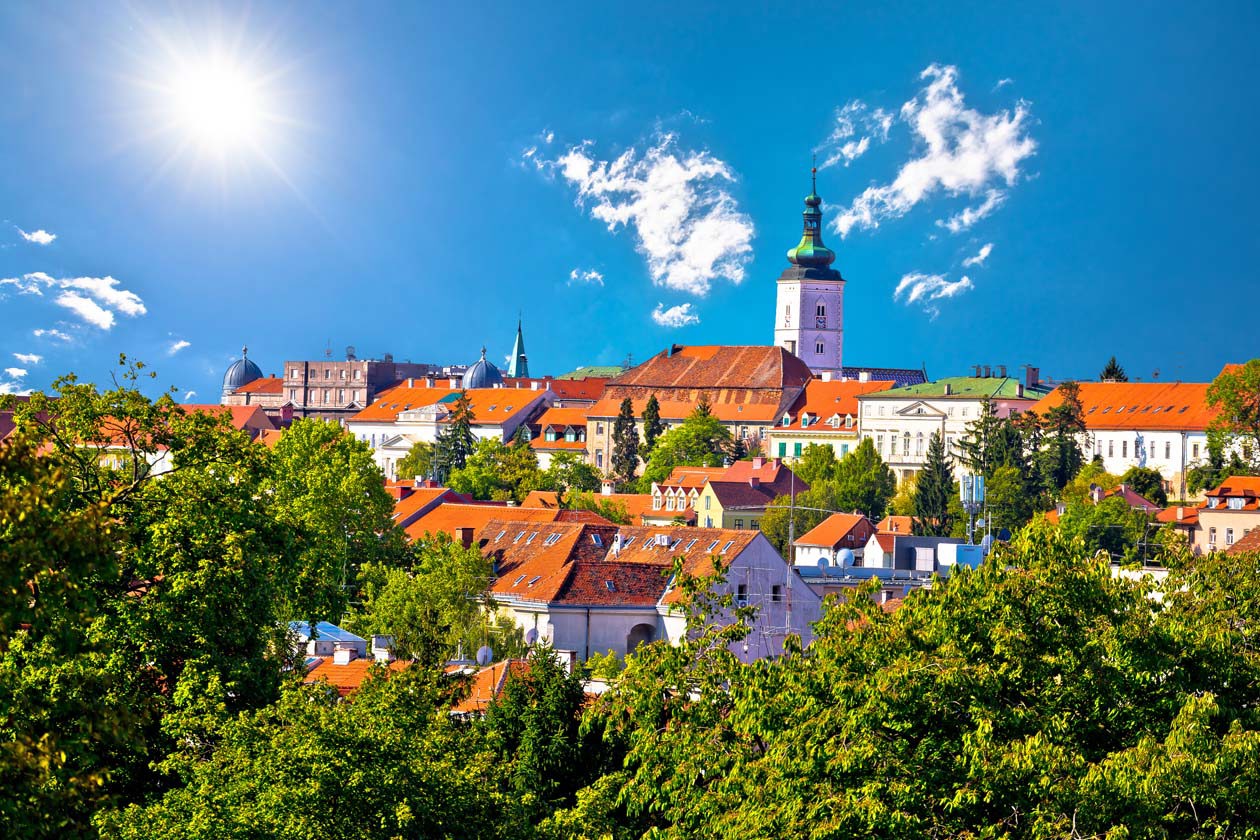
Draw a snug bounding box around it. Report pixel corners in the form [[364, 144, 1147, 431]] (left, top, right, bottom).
[[773, 167, 845, 375]]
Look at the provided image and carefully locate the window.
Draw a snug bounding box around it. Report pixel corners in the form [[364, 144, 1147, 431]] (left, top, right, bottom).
[[704, 496, 711, 510], [564, 428, 576, 442], [736, 584, 748, 605], [323, 389, 330, 403], [948, 407, 955, 417], [1122, 440, 1128, 458], [1227, 528, 1235, 546], [591, 534, 603, 547], [653, 494, 662, 510], [354, 370, 361, 380], [527, 576, 541, 587], [525, 532, 537, 544], [622, 537, 635, 548], [784, 304, 791, 326], [1209, 527, 1217, 546], [513, 575, 526, 586], [778, 442, 787, 457], [962, 407, 969, 418], [1109, 441, 1114, 458], [721, 540, 734, 553], [596, 423, 604, 435], [684, 538, 698, 551], [903, 433, 911, 456], [771, 585, 783, 603], [513, 531, 525, 544], [324, 369, 331, 379], [794, 442, 803, 457], [751, 520, 759, 530], [596, 451, 603, 468], [734, 519, 743, 529], [495, 530, 506, 542], [1229, 497, 1245, 510], [1193, 443, 1201, 459], [841, 444, 850, 456], [338, 389, 345, 402], [1165, 442, 1171, 459], [876, 434, 883, 452], [339, 369, 346, 380], [916, 432, 924, 456], [816, 303, 826, 317], [545, 429, 558, 442], [815, 341, 825, 355], [665, 496, 675, 511], [290, 368, 298, 378], [289, 389, 296, 400]]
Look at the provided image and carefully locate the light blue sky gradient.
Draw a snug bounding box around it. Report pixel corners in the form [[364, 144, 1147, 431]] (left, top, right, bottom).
[[2, 1, 1256, 398]]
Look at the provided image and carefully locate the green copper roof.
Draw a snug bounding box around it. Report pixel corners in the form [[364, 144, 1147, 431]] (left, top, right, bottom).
[[869, 376, 1054, 400], [556, 365, 626, 379], [507, 318, 529, 378], [786, 167, 837, 270]]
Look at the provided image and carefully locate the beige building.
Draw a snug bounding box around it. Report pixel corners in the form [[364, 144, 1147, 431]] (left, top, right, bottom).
[[1193, 476, 1260, 553], [767, 377, 895, 462]]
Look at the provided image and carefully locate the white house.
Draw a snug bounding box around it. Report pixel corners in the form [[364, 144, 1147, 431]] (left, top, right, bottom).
[[477, 520, 822, 663]]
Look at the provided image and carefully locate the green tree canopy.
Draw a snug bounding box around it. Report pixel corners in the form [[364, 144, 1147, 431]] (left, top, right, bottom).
[[540, 451, 601, 495], [1038, 380, 1088, 493], [1100, 355, 1129, 382], [611, 398, 640, 488], [433, 391, 477, 482], [640, 404, 732, 487], [447, 435, 543, 503], [912, 431, 956, 536], [640, 395, 664, 458], [1206, 358, 1260, 471], [1119, 464, 1168, 507], [394, 440, 435, 481]]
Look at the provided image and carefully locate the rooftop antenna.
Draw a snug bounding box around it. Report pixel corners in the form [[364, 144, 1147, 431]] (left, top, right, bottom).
[[324, 339, 332, 359]]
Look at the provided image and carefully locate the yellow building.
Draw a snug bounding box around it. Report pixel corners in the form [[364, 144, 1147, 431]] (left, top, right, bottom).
[[693, 458, 807, 530]]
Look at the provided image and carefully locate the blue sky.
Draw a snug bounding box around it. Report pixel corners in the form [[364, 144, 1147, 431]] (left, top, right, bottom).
[[2, 1, 1257, 399]]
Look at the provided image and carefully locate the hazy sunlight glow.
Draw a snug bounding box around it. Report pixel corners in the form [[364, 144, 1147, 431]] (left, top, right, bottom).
[[169, 60, 265, 152]]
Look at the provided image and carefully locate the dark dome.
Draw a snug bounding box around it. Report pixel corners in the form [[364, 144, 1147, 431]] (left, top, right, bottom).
[[462, 346, 504, 389], [222, 346, 263, 396]]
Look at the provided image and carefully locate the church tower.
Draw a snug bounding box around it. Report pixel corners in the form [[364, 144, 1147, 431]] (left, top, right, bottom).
[[773, 167, 844, 376], [507, 317, 529, 378]]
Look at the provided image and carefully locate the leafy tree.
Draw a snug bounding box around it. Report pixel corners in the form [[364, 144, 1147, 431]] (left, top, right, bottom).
[[1100, 355, 1129, 381], [563, 491, 631, 525], [394, 440, 435, 481], [266, 418, 403, 624], [448, 435, 543, 503], [540, 451, 600, 495], [1206, 358, 1260, 472], [833, 437, 896, 520], [1187, 427, 1248, 494], [96, 668, 509, 840], [640, 404, 732, 487], [759, 481, 836, 560], [1058, 493, 1152, 561], [794, 443, 838, 486], [640, 395, 664, 458], [890, 472, 917, 516], [345, 533, 500, 667], [1119, 464, 1168, 507], [984, 463, 1034, 533], [610, 398, 639, 488], [433, 391, 477, 481], [1038, 380, 1088, 493], [912, 431, 955, 536]]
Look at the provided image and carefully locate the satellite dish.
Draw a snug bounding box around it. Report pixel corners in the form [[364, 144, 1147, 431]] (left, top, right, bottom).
[[524, 627, 539, 646], [981, 534, 994, 551], [836, 548, 855, 568], [817, 558, 829, 573], [475, 645, 493, 666], [975, 518, 985, 530], [997, 528, 1012, 541]]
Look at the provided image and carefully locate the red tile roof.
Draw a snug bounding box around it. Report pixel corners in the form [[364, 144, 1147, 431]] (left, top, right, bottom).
[[587, 395, 784, 423], [234, 376, 283, 395], [795, 513, 873, 548], [552, 560, 670, 606], [404, 503, 562, 541], [533, 406, 590, 429], [1205, 476, 1260, 500], [877, 515, 914, 535], [782, 379, 897, 428], [181, 404, 277, 432], [347, 386, 457, 422], [1156, 506, 1199, 527], [610, 345, 813, 392], [391, 487, 466, 528], [304, 658, 409, 698], [451, 659, 531, 715], [502, 377, 608, 402], [1031, 382, 1217, 431], [656, 466, 728, 491], [1228, 527, 1260, 554]]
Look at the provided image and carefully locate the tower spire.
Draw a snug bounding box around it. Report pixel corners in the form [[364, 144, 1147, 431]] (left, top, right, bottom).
[[507, 317, 529, 378], [786, 165, 836, 270]]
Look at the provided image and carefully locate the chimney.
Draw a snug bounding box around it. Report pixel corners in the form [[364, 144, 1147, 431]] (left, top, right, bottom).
[[858, 370, 870, 382], [455, 527, 475, 548], [371, 635, 395, 662], [531, 381, 539, 390], [752, 456, 764, 469], [821, 370, 833, 382], [983, 365, 992, 378], [612, 533, 624, 554], [943, 383, 952, 396], [332, 645, 357, 666], [449, 377, 458, 388], [997, 364, 1007, 378], [600, 479, 614, 496], [1025, 366, 1040, 389], [407, 378, 414, 388], [1177, 506, 1184, 521], [749, 475, 761, 489], [425, 376, 435, 387], [973, 364, 982, 377]]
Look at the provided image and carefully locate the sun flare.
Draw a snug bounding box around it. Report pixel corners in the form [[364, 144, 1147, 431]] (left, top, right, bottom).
[[167, 59, 267, 153]]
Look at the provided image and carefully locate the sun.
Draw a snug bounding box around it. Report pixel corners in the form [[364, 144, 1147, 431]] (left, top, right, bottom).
[[168, 60, 266, 153]]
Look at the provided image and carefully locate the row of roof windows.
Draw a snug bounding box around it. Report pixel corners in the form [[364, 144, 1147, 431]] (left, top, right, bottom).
[[1091, 404, 1191, 414], [492, 527, 737, 555]]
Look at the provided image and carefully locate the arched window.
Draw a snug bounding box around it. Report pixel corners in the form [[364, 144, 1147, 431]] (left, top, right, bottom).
[[902, 433, 911, 456], [916, 432, 924, 456]]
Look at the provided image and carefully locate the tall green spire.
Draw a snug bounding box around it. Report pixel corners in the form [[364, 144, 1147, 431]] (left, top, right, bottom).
[[786, 166, 837, 270], [508, 317, 529, 378]]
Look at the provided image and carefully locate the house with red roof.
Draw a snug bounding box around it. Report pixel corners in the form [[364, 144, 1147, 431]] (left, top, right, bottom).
[[793, 513, 875, 567], [476, 519, 821, 663], [694, 457, 808, 530], [1195, 475, 1260, 553], [528, 405, 590, 468], [450, 659, 532, 717], [766, 378, 896, 462]]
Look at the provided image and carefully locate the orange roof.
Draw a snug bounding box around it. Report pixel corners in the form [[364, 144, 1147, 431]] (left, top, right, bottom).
[[451, 659, 531, 715], [257, 428, 284, 448], [1031, 381, 1217, 431], [1156, 506, 1199, 526], [456, 388, 548, 424], [182, 404, 276, 431], [609, 345, 812, 392], [534, 406, 590, 428], [1205, 476, 1260, 498], [656, 465, 728, 491], [1228, 528, 1260, 554], [392, 487, 463, 527], [348, 386, 458, 422], [782, 379, 897, 428], [876, 515, 914, 535], [405, 503, 561, 541], [587, 395, 783, 423], [234, 376, 283, 395], [795, 513, 872, 548], [305, 658, 409, 698], [520, 490, 684, 524]]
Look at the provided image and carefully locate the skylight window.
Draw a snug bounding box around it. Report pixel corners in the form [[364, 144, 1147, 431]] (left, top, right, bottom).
[[721, 540, 734, 553], [684, 538, 698, 551], [527, 576, 541, 587], [707, 540, 720, 552], [669, 538, 683, 550], [605, 580, 616, 592], [495, 530, 506, 542], [622, 536, 636, 548], [591, 534, 603, 547], [526, 532, 538, 544], [513, 532, 525, 543], [513, 575, 526, 586]]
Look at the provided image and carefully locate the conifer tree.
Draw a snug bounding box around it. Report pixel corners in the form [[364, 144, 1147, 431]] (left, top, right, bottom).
[[1100, 355, 1129, 382], [1039, 381, 1088, 494], [433, 391, 477, 481], [641, 395, 664, 457], [912, 431, 956, 536], [611, 397, 639, 487]]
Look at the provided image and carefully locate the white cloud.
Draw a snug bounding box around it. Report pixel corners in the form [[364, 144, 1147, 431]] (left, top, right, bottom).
[[33, 328, 72, 342], [184, 390, 197, 401], [55, 291, 115, 329], [961, 242, 994, 267], [168, 339, 191, 355], [651, 302, 700, 328], [61, 276, 146, 316], [815, 101, 895, 169], [18, 228, 56, 245], [544, 130, 555, 144], [13, 353, 42, 365], [4, 367, 27, 379], [938, 189, 1005, 233], [833, 64, 1036, 237], [893, 272, 974, 318], [568, 268, 605, 286], [530, 133, 754, 297], [0, 380, 29, 396], [994, 78, 1014, 90], [0, 271, 55, 296]]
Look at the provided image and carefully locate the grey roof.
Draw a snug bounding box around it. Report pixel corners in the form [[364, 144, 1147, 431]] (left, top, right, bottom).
[[462, 346, 505, 389], [222, 346, 263, 395], [288, 621, 366, 644]]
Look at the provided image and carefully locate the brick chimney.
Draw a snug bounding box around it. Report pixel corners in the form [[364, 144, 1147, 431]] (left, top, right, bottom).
[[752, 456, 764, 470], [749, 475, 761, 489], [1025, 366, 1040, 389]]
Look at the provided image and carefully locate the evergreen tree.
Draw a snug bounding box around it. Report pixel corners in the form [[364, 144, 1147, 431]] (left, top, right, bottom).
[[912, 431, 956, 536], [1039, 381, 1088, 494], [433, 391, 477, 481], [641, 395, 664, 457], [1100, 356, 1129, 382], [956, 397, 1006, 478], [610, 397, 639, 487]]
